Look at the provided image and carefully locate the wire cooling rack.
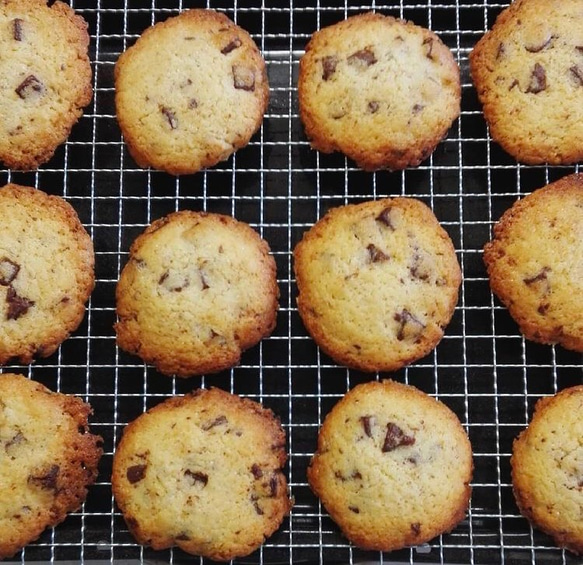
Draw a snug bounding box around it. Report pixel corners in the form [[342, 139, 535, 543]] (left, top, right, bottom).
[[2, 1, 582, 564]]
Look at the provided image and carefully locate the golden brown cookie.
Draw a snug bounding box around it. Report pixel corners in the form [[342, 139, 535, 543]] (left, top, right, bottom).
[[0, 373, 102, 560], [483, 173, 583, 351], [293, 197, 461, 372], [470, 0, 583, 164], [308, 380, 473, 551], [115, 210, 278, 377], [0, 0, 92, 170], [0, 184, 95, 364], [512, 385, 583, 555], [115, 8, 269, 175], [112, 387, 292, 561], [298, 12, 460, 170]]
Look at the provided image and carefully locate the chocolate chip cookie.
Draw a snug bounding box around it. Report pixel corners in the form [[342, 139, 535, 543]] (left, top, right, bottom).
[[0, 373, 102, 560], [115, 210, 278, 377], [483, 173, 583, 351], [512, 385, 583, 555], [298, 12, 461, 171], [115, 8, 269, 175], [293, 197, 461, 372], [112, 387, 292, 561], [470, 0, 583, 164], [0, 0, 92, 170], [0, 184, 94, 365], [308, 380, 473, 552]]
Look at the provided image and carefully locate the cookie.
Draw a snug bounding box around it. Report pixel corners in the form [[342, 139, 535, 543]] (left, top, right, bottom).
[[0, 373, 102, 559], [115, 9, 269, 176], [470, 0, 583, 164], [0, 184, 94, 365], [511, 386, 583, 554], [483, 173, 583, 351], [112, 387, 292, 561], [293, 197, 461, 372], [298, 12, 460, 171], [0, 0, 92, 170], [115, 210, 278, 377], [308, 379, 472, 551]]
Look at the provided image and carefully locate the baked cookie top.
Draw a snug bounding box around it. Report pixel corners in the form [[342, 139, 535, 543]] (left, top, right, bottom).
[[470, 0, 583, 164], [298, 12, 460, 171], [293, 197, 461, 372], [0, 0, 92, 170], [115, 8, 269, 176], [512, 385, 583, 555], [483, 173, 583, 352], [308, 380, 472, 552], [0, 373, 102, 560], [111, 387, 292, 561], [0, 184, 95, 365], [115, 210, 278, 377]]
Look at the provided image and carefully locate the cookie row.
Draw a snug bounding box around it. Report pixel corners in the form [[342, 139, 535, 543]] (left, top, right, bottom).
[[4, 1, 582, 174], [2, 175, 583, 375], [2, 374, 581, 559]]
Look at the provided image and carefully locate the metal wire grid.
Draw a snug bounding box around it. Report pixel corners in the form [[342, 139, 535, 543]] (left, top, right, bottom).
[[1, 0, 582, 563]]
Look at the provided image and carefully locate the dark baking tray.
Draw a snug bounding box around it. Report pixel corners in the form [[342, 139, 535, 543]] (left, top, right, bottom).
[[1, 1, 581, 564]]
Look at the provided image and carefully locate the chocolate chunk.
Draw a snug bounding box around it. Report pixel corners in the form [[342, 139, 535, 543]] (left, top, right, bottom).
[[382, 423, 415, 452], [202, 415, 228, 431], [523, 266, 551, 294], [232, 65, 255, 91], [495, 42, 505, 60], [526, 63, 547, 94], [411, 522, 421, 535], [221, 37, 242, 54], [422, 37, 434, 59], [376, 206, 396, 230], [367, 243, 390, 263], [160, 106, 178, 129], [5, 431, 25, 451], [127, 464, 147, 484], [508, 78, 519, 91], [12, 18, 24, 41], [6, 286, 34, 320], [577, 46, 583, 55], [368, 100, 380, 113], [321, 56, 338, 81], [412, 103, 424, 115], [349, 506, 360, 514], [252, 498, 264, 515], [394, 309, 425, 342], [29, 464, 60, 490], [269, 475, 279, 497], [0, 258, 20, 285], [409, 250, 431, 281], [570, 65, 583, 86], [360, 415, 374, 438], [15, 74, 44, 99], [525, 36, 555, 53], [251, 464, 263, 479], [184, 469, 208, 487], [347, 47, 377, 67]]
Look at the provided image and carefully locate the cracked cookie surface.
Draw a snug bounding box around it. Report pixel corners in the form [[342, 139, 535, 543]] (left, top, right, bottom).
[[308, 380, 472, 552], [115, 8, 269, 175], [293, 197, 461, 372], [0, 184, 94, 364], [111, 387, 292, 561], [0, 0, 92, 170], [0, 373, 102, 560], [511, 385, 583, 555], [115, 210, 278, 377], [298, 12, 460, 171], [483, 173, 583, 351], [470, 0, 583, 164]]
